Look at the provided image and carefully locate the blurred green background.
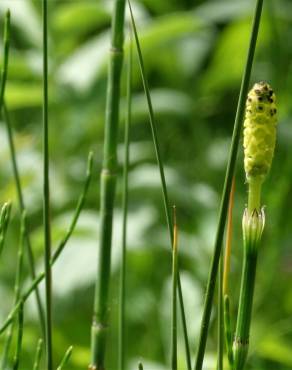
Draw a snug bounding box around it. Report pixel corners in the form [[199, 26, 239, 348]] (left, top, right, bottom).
[[0, 0, 292, 369]]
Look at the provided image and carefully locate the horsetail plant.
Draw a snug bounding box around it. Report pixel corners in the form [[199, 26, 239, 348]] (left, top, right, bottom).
[[0, 11, 46, 336], [233, 81, 278, 370], [90, 0, 126, 368], [194, 1, 263, 368]]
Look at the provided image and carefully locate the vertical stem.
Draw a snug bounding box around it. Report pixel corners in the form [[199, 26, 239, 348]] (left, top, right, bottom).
[[90, 0, 126, 369], [33, 339, 43, 370], [12, 302, 24, 370], [194, 1, 263, 368], [42, 0, 53, 368], [128, 4, 192, 369], [118, 31, 132, 370], [0, 10, 10, 113], [1, 212, 26, 369], [247, 178, 262, 213], [216, 256, 224, 370], [171, 207, 178, 370], [233, 253, 257, 370]]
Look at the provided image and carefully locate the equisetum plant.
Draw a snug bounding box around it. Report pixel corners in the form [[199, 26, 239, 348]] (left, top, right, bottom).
[[228, 81, 278, 370]]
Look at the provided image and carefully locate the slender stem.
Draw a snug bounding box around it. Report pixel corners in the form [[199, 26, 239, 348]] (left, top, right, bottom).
[[233, 253, 257, 370], [247, 178, 262, 213], [171, 207, 178, 370], [216, 255, 224, 370], [194, 2, 264, 369], [0, 10, 10, 113], [56, 346, 73, 370], [0, 153, 93, 335], [224, 295, 233, 367], [33, 339, 43, 370], [0, 202, 11, 258], [1, 213, 26, 369], [223, 178, 235, 296], [127, 3, 192, 369], [42, 0, 53, 368], [12, 302, 24, 370], [118, 31, 132, 370], [90, 0, 126, 368]]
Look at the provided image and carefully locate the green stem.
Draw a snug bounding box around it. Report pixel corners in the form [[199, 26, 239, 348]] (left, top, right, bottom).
[[118, 30, 132, 370], [216, 256, 224, 370], [194, 1, 263, 369], [12, 302, 24, 370], [0, 202, 11, 258], [90, 0, 126, 368], [42, 0, 53, 368], [224, 295, 233, 367], [0, 10, 10, 113], [56, 346, 73, 370], [171, 209, 178, 370], [1, 213, 26, 369], [33, 339, 43, 370], [127, 3, 192, 369], [0, 153, 93, 335], [247, 178, 262, 213], [233, 252, 257, 370]]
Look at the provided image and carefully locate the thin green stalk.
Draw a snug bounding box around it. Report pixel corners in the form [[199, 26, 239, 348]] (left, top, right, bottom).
[[171, 207, 178, 370], [1, 212, 26, 369], [194, 2, 264, 369], [118, 31, 132, 370], [33, 339, 43, 370], [127, 3, 192, 369], [42, 0, 53, 368], [90, 0, 126, 368], [0, 152, 93, 335], [0, 10, 10, 113], [12, 302, 24, 370], [3, 105, 46, 338], [224, 295, 233, 367], [0, 202, 11, 257], [216, 256, 224, 370], [233, 251, 258, 370], [56, 346, 73, 370]]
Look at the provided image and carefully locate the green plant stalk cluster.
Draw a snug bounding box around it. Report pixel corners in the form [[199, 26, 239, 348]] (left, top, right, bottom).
[[90, 0, 126, 368], [0, 153, 93, 335], [194, 1, 264, 369], [1, 9, 45, 334]]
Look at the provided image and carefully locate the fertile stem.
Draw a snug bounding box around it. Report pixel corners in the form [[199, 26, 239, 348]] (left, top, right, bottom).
[[90, 0, 126, 368], [171, 207, 178, 370], [194, 2, 263, 368], [42, 0, 53, 368]]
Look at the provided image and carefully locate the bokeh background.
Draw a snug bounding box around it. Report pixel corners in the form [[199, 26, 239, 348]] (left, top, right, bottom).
[[0, 0, 292, 369]]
